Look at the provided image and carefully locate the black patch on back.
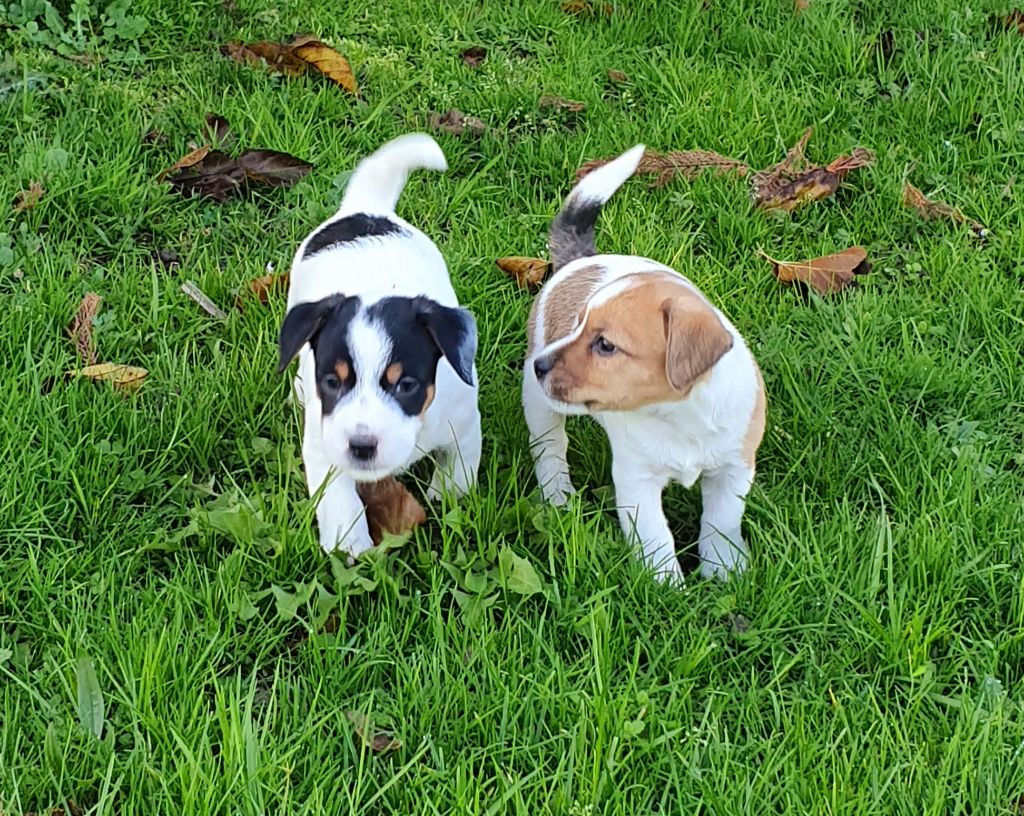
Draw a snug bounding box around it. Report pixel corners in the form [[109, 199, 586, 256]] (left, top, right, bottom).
[[366, 297, 446, 416], [303, 214, 405, 260], [308, 296, 360, 414]]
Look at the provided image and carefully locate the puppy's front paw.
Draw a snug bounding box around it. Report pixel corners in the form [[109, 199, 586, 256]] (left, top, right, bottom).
[[539, 474, 576, 507], [698, 532, 748, 581], [320, 526, 374, 564]]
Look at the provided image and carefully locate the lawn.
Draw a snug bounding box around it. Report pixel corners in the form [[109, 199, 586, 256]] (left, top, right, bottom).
[[2, 0, 1023, 812]]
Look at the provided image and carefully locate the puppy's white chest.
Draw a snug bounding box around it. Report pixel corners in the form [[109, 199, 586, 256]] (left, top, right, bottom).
[[600, 408, 720, 487]]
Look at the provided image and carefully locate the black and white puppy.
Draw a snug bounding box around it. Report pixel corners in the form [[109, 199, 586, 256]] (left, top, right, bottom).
[[278, 134, 481, 559]]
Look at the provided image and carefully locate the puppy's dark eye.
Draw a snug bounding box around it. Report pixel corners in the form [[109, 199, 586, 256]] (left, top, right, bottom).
[[593, 336, 617, 356], [322, 373, 342, 391], [395, 376, 420, 396]]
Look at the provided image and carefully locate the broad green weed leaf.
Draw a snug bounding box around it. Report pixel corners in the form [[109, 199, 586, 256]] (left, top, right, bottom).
[[499, 548, 545, 597], [75, 655, 105, 739]]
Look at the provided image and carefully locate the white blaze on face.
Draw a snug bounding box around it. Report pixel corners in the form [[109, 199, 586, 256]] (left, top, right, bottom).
[[320, 314, 424, 480]]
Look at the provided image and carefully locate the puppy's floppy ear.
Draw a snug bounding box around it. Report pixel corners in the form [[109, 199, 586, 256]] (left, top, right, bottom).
[[277, 294, 348, 373], [662, 295, 733, 391], [414, 298, 478, 386]]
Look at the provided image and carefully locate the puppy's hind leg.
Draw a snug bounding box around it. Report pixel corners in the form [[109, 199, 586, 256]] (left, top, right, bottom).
[[697, 463, 754, 580], [522, 366, 575, 505]]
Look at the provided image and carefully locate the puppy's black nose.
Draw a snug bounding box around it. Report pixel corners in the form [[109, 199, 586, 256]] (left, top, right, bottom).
[[534, 356, 555, 380], [348, 435, 378, 462]]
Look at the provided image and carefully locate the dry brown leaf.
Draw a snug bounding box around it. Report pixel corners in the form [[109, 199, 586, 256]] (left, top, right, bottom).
[[539, 94, 586, 113], [606, 68, 629, 84], [1005, 9, 1024, 34], [13, 181, 44, 212], [902, 181, 987, 237], [181, 281, 228, 319], [428, 109, 487, 137], [68, 363, 148, 392], [576, 148, 749, 187], [203, 113, 232, 145], [461, 46, 487, 67], [758, 247, 871, 295], [561, 0, 613, 15], [220, 40, 307, 76], [794, 0, 810, 12], [345, 711, 402, 753], [355, 477, 428, 546], [159, 144, 212, 181], [235, 271, 290, 310], [290, 37, 358, 95], [496, 256, 551, 289], [164, 140, 313, 201], [68, 292, 102, 366], [751, 129, 874, 211]]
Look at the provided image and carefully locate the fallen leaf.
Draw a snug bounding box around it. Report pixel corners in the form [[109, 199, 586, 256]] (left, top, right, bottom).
[[355, 477, 427, 546], [758, 247, 871, 295], [576, 148, 749, 187], [606, 68, 629, 84], [290, 37, 359, 95], [181, 281, 228, 319], [346, 711, 402, 753], [203, 113, 232, 145], [794, 0, 810, 12], [159, 144, 213, 181], [428, 109, 487, 137], [164, 139, 312, 201], [236, 150, 314, 187], [68, 292, 102, 366], [221, 37, 358, 95], [902, 181, 987, 238], [461, 46, 487, 67], [539, 94, 586, 113], [496, 256, 551, 289], [154, 248, 181, 268], [13, 181, 44, 212], [751, 129, 874, 212], [561, 0, 614, 14], [235, 271, 290, 310], [1005, 9, 1024, 34], [68, 363, 148, 392], [220, 40, 307, 76]]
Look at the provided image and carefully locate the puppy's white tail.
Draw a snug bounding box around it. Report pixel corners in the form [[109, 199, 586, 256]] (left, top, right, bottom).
[[549, 144, 645, 271], [339, 133, 448, 215]]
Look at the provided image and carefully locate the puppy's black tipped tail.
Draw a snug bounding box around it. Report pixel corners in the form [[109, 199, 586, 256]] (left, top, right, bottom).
[[548, 144, 645, 271]]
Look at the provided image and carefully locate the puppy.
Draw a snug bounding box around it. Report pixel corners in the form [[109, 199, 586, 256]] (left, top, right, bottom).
[[278, 134, 481, 559], [522, 145, 766, 582]]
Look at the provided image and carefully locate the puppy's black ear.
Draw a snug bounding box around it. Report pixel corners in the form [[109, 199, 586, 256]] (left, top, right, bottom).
[[415, 299, 478, 386], [277, 294, 347, 373]]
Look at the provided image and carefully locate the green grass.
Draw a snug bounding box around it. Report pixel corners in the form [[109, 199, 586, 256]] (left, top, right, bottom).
[[2, 0, 1024, 812]]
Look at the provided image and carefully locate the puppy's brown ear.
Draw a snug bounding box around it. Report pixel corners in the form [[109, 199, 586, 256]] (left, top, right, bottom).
[[662, 295, 733, 391]]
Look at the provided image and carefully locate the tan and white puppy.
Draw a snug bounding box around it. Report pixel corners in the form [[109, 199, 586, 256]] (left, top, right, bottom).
[[522, 145, 766, 582]]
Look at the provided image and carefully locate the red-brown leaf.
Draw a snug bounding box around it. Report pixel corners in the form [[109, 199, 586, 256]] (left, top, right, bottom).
[[539, 94, 586, 113], [576, 148, 749, 187], [759, 247, 871, 295], [346, 711, 402, 753], [496, 256, 551, 289], [355, 477, 428, 546], [13, 181, 44, 212], [902, 181, 987, 237], [220, 41, 307, 76], [428, 109, 487, 137], [67, 292, 103, 366], [235, 271, 290, 310]]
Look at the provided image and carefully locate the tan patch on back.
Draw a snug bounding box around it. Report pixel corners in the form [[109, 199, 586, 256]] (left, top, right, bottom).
[[545, 276, 732, 411], [419, 384, 435, 416], [335, 361, 350, 382], [741, 365, 766, 468], [385, 362, 403, 386], [541, 264, 606, 347]]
